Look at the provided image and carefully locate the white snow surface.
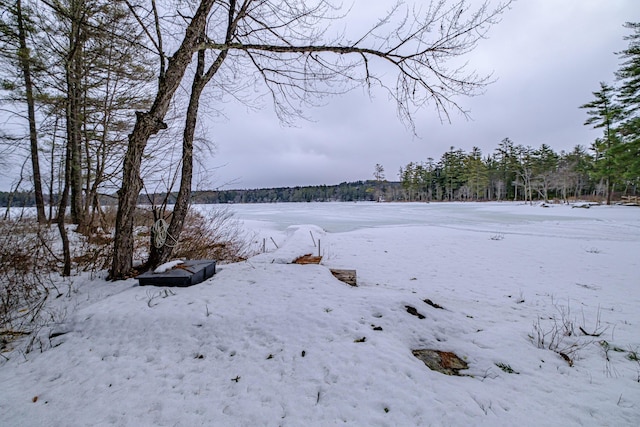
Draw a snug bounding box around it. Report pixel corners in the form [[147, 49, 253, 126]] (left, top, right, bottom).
[[154, 260, 184, 273], [1, 202, 639, 426]]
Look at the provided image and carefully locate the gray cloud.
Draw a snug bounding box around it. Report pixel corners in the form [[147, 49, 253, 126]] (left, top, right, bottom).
[[204, 0, 635, 189]]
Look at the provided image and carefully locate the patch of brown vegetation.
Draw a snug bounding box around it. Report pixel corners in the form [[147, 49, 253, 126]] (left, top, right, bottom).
[[293, 254, 322, 264], [412, 349, 469, 375]]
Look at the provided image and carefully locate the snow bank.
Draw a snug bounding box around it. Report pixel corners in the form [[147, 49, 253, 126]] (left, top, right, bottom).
[[1, 203, 639, 426]]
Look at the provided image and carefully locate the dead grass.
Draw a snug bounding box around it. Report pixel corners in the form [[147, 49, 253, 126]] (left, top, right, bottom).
[[293, 254, 323, 264], [171, 208, 254, 263]]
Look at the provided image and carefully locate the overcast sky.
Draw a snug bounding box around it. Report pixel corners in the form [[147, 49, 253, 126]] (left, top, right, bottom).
[[194, 0, 637, 191], [0, 1, 635, 193]]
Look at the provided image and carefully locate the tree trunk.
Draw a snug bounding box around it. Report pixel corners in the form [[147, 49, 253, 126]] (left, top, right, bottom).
[[66, 0, 85, 227], [110, 0, 216, 280], [146, 57, 203, 267], [147, 8, 236, 266], [57, 131, 73, 277], [606, 177, 613, 205], [16, 0, 46, 224]]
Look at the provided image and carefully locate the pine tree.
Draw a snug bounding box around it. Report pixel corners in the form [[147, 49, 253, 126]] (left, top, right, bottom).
[[463, 147, 488, 200], [439, 147, 465, 201], [493, 138, 519, 200], [532, 144, 558, 203], [615, 22, 640, 192], [0, 0, 47, 223], [580, 82, 623, 204]]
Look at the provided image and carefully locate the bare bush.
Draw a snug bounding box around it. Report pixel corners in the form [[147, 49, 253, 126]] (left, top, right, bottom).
[[171, 208, 254, 263], [72, 206, 254, 274], [73, 205, 166, 274], [73, 233, 114, 274], [0, 220, 57, 341], [529, 300, 607, 367]]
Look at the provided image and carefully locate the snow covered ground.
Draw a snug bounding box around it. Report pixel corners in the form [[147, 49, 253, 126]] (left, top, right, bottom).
[[1, 202, 639, 426]]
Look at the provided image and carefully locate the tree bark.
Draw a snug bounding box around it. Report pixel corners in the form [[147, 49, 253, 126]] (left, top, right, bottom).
[[110, 0, 216, 280], [66, 0, 85, 227], [606, 177, 613, 205], [146, 52, 203, 267], [16, 0, 46, 224], [57, 128, 73, 277], [147, 1, 243, 267]]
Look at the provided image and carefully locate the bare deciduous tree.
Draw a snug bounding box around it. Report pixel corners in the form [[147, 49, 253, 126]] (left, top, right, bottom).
[[110, 0, 512, 279]]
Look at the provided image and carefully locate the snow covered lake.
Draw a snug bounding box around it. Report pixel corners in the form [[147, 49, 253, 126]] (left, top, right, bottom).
[[1, 202, 639, 426], [224, 200, 640, 237]]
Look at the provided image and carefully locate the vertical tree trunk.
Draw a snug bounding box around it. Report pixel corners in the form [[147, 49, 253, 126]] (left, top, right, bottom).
[[57, 133, 73, 277], [606, 178, 613, 205], [66, 0, 85, 227], [82, 91, 92, 226], [48, 117, 60, 221], [110, 0, 216, 280], [16, 0, 46, 224], [146, 53, 203, 267], [147, 10, 236, 266]]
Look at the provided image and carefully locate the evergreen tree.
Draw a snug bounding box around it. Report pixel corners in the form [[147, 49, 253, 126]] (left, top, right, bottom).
[[615, 22, 640, 192], [0, 0, 47, 223], [580, 82, 623, 204], [532, 144, 558, 202], [514, 144, 535, 203], [36, 0, 154, 230], [493, 138, 519, 200], [463, 147, 488, 200], [373, 164, 385, 182], [617, 23, 640, 116], [439, 147, 465, 201]]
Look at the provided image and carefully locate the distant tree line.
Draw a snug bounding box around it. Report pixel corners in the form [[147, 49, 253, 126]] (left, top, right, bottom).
[[167, 181, 404, 204], [400, 22, 640, 204], [0, 191, 37, 209], [398, 141, 600, 203], [0, 181, 402, 207]]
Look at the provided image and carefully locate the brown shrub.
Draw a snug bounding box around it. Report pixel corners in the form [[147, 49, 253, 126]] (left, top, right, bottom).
[[171, 208, 254, 263], [73, 206, 254, 272], [0, 220, 56, 336]]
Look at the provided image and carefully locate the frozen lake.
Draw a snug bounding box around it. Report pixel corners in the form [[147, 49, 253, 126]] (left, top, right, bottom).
[[214, 201, 640, 241]]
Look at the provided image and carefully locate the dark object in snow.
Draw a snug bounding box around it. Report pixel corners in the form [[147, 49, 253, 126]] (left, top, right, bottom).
[[405, 305, 425, 319], [423, 299, 444, 309], [330, 269, 357, 286], [137, 260, 216, 287], [412, 349, 469, 375]]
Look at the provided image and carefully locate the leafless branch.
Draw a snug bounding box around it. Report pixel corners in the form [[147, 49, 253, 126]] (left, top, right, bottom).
[[197, 0, 510, 129]]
